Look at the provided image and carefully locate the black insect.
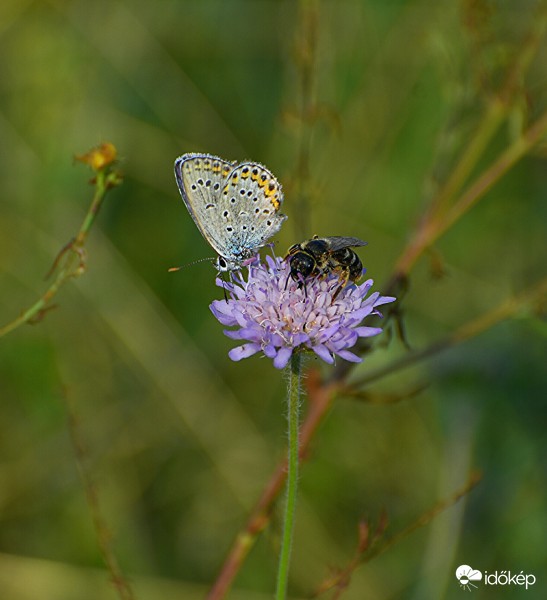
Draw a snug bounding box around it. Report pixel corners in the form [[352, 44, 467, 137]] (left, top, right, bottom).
[[285, 236, 367, 299]]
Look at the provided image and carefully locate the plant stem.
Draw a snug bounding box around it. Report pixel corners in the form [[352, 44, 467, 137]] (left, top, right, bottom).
[[350, 276, 547, 390], [293, 0, 318, 239], [0, 164, 120, 339], [276, 352, 302, 600], [206, 371, 336, 600], [394, 105, 547, 277]]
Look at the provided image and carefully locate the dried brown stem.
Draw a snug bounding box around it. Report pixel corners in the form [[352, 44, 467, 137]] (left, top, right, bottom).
[[314, 472, 483, 598], [65, 393, 135, 600], [351, 277, 547, 390], [396, 107, 547, 276]]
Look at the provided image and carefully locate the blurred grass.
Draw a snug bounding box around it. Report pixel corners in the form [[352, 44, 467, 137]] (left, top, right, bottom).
[[1, 1, 546, 599]]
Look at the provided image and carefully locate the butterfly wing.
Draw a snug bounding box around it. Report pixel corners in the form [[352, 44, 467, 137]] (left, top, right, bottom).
[[174, 153, 238, 257], [213, 161, 287, 263]]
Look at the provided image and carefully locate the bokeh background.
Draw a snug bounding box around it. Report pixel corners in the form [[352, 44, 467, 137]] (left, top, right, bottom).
[[1, 1, 546, 599]]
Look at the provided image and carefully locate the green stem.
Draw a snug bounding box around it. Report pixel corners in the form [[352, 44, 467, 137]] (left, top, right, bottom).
[[294, 0, 318, 239], [276, 352, 302, 600], [0, 167, 120, 339]]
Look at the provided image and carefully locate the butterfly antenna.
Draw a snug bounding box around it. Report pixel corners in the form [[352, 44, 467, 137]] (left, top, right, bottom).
[[168, 257, 216, 272]]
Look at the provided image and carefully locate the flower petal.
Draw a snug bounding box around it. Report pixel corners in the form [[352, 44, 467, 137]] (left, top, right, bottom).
[[263, 344, 278, 358], [354, 326, 383, 338], [336, 349, 362, 363], [233, 309, 250, 328], [374, 295, 397, 307], [316, 324, 341, 343], [223, 327, 260, 340], [345, 305, 374, 324], [291, 332, 310, 346], [210, 301, 237, 326], [273, 347, 293, 369], [228, 344, 261, 361], [311, 344, 334, 364]]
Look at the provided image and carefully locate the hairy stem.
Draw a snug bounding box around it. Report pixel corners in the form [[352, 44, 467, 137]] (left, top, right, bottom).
[[206, 372, 336, 600], [276, 352, 302, 600]]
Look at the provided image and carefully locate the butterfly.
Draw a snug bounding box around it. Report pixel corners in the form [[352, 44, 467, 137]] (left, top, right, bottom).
[[174, 153, 287, 272]]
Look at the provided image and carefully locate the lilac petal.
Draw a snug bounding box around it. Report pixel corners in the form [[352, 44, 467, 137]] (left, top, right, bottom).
[[219, 277, 246, 299], [374, 295, 396, 307], [336, 349, 362, 363], [357, 279, 374, 295], [354, 326, 383, 338], [228, 344, 261, 361], [344, 305, 373, 325], [242, 255, 258, 267], [253, 287, 268, 303], [223, 327, 259, 340], [363, 291, 380, 306], [265, 254, 278, 271], [210, 299, 233, 316], [273, 347, 293, 369], [215, 277, 234, 291], [233, 309, 250, 328], [317, 324, 341, 343], [210, 302, 237, 326], [292, 332, 310, 346], [236, 326, 260, 339], [263, 344, 278, 358], [343, 328, 359, 347], [311, 344, 335, 364], [223, 329, 244, 340]]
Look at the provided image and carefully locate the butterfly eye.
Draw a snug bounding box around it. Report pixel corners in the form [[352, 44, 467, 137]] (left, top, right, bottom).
[[218, 257, 228, 270]]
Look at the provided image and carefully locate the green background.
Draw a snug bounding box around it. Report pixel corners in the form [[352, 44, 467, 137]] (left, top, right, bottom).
[[0, 1, 545, 598]]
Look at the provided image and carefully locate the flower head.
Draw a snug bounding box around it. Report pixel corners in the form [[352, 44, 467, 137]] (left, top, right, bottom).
[[210, 255, 395, 369]]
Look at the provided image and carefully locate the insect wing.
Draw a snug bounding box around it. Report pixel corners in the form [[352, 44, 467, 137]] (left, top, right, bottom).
[[323, 236, 368, 251], [216, 161, 286, 258], [174, 153, 238, 258]]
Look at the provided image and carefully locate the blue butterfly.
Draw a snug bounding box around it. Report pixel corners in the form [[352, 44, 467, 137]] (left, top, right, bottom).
[[174, 153, 287, 272]]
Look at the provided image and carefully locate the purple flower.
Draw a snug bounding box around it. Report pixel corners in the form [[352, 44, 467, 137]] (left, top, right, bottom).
[[210, 255, 396, 369]]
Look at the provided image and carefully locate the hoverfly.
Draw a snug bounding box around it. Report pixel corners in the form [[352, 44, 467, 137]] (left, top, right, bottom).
[[285, 235, 367, 300]]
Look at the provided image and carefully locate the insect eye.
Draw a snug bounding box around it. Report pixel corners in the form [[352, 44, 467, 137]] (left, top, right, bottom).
[[218, 257, 228, 270]]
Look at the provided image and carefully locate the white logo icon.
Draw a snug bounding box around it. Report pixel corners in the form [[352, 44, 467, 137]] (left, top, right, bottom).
[[456, 565, 483, 591]]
